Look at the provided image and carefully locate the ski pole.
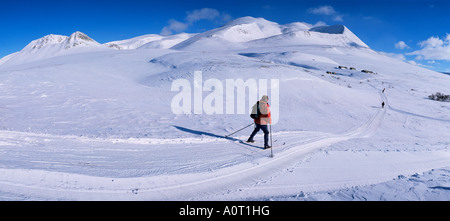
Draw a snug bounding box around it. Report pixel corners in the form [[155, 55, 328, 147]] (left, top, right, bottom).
[[225, 123, 254, 138], [269, 124, 273, 157]]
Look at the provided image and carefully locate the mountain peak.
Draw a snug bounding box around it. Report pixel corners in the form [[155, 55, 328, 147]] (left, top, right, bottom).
[[172, 16, 283, 50], [29, 34, 68, 50], [1, 31, 105, 66], [65, 31, 99, 49], [24, 31, 99, 52], [69, 31, 94, 42]]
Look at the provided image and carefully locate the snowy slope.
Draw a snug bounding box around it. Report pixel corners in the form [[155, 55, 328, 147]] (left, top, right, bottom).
[[0, 52, 18, 66], [103, 33, 194, 50], [138, 33, 194, 49], [0, 17, 449, 201], [104, 34, 165, 49], [247, 24, 368, 48]]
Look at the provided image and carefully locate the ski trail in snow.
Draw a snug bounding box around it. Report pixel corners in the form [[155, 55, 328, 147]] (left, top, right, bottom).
[[0, 129, 230, 146], [146, 89, 388, 199], [0, 88, 388, 200], [343, 89, 387, 138]]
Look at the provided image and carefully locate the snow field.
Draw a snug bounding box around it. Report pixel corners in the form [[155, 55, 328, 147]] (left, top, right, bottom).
[[0, 17, 449, 200]]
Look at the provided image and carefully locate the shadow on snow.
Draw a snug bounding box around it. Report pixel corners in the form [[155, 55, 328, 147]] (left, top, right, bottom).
[[172, 125, 264, 150]]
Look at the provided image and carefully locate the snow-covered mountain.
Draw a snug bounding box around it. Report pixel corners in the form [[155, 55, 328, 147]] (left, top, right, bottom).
[[171, 16, 284, 50], [171, 16, 368, 50], [0, 16, 449, 201], [246, 24, 368, 48], [64, 31, 102, 49], [0, 17, 368, 65], [0, 31, 106, 66]]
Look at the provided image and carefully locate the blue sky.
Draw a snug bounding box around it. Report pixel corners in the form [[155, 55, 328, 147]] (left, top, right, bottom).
[[1, 0, 450, 72]]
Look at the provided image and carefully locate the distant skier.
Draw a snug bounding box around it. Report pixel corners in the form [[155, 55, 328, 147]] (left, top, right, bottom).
[[382, 101, 385, 108], [247, 95, 272, 149], [382, 88, 386, 93]]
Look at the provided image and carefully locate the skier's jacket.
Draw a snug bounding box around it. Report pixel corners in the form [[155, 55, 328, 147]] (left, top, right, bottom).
[[254, 100, 272, 125]]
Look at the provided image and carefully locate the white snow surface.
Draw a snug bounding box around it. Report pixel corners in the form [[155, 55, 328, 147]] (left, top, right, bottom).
[[104, 33, 194, 50], [0, 17, 449, 201]]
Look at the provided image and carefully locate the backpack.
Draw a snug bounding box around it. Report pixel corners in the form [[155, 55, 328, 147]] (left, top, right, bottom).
[[250, 101, 260, 119]]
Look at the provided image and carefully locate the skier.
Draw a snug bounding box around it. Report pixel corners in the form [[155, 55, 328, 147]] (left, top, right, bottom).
[[382, 101, 385, 108], [247, 95, 272, 149]]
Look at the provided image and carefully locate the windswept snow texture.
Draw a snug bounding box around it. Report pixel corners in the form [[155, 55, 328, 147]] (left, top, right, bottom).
[[0, 17, 449, 201]]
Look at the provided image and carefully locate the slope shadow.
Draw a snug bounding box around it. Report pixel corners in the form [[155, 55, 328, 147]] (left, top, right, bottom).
[[388, 105, 450, 122], [172, 125, 263, 149]]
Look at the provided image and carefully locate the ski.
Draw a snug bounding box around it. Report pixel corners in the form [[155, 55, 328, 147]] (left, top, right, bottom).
[[241, 140, 286, 149]]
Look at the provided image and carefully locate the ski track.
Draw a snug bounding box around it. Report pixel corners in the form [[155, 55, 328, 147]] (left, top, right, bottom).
[[0, 87, 391, 200]]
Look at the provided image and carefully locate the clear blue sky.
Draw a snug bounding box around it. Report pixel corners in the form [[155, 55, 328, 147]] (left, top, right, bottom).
[[1, 0, 450, 72]]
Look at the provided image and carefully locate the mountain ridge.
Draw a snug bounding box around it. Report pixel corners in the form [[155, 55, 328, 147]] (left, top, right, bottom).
[[1, 16, 369, 66], [0, 31, 105, 66]]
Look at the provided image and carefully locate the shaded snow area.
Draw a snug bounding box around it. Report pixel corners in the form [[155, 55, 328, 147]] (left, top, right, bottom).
[[0, 17, 449, 201], [311, 167, 450, 201]]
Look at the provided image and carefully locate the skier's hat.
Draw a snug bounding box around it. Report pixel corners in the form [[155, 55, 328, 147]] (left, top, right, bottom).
[[261, 95, 269, 102]]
